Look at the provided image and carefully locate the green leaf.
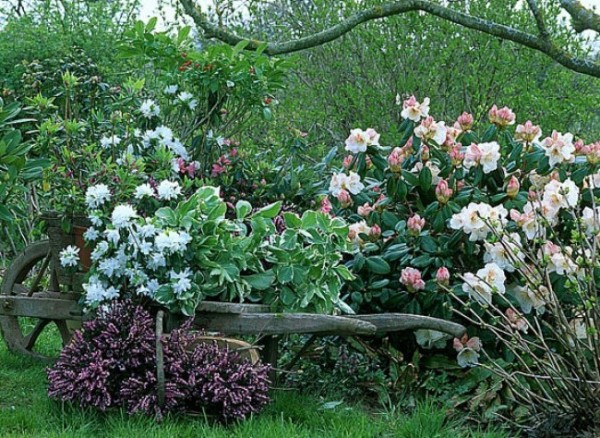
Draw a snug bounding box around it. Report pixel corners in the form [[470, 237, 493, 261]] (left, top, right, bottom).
[[155, 207, 178, 226], [253, 201, 282, 219], [244, 271, 275, 290], [366, 256, 391, 274], [419, 166, 432, 190], [235, 200, 252, 219]]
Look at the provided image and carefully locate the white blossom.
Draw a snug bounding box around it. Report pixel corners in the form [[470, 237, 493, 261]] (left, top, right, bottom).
[[157, 180, 182, 201], [134, 183, 155, 199], [140, 99, 160, 118], [85, 184, 111, 209], [111, 204, 138, 229], [59, 245, 80, 268]]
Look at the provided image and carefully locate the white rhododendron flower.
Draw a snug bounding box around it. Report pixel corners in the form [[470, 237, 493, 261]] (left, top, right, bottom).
[[157, 180, 182, 200], [462, 263, 506, 305], [581, 206, 600, 235], [329, 172, 365, 196], [413, 116, 447, 145], [134, 183, 155, 199], [59, 245, 80, 268], [111, 204, 138, 229], [400, 95, 430, 122], [463, 142, 500, 174], [483, 233, 524, 272], [348, 221, 371, 244], [85, 184, 111, 209], [140, 99, 160, 118], [541, 178, 579, 211], [344, 128, 380, 153], [541, 130, 575, 167], [512, 284, 549, 314], [449, 202, 507, 241]]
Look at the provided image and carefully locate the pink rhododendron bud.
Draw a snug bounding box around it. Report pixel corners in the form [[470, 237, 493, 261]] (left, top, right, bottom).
[[374, 194, 386, 212], [357, 202, 374, 217], [407, 214, 426, 236], [435, 179, 453, 204], [515, 120, 541, 144], [343, 155, 354, 169], [575, 139, 585, 154], [365, 155, 373, 169], [320, 196, 333, 215], [506, 176, 520, 198], [369, 224, 381, 241], [528, 190, 538, 201], [457, 112, 474, 131], [400, 267, 426, 293], [443, 127, 461, 149], [387, 147, 404, 172], [421, 145, 430, 161], [436, 267, 450, 286], [506, 308, 528, 333], [488, 105, 516, 127], [456, 180, 465, 192], [583, 142, 600, 164], [449, 144, 465, 167], [414, 116, 448, 145], [336, 189, 353, 208]]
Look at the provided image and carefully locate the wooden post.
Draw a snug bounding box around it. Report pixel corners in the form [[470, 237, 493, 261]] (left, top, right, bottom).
[[259, 335, 279, 385]]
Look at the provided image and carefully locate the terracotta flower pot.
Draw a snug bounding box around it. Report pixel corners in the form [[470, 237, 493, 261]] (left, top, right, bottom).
[[73, 225, 92, 272]]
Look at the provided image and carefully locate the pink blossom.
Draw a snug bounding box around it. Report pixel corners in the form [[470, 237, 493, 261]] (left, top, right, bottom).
[[457, 112, 474, 131], [506, 308, 528, 333], [421, 145, 430, 161], [449, 144, 465, 167], [357, 203, 374, 217], [435, 179, 453, 204], [407, 214, 426, 235], [400, 267, 426, 293], [580, 142, 600, 164], [343, 155, 354, 169], [453, 334, 482, 352], [320, 196, 333, 215], [506, 176, 520, 198], [387, 147, 404, 172], [436, 267, 450, 286], [337, 189, 353, 208], [369, 224, 381, 241], [488, 105, 516, 127], [515, 120, 541, 144], [444, 126, 461, 149]]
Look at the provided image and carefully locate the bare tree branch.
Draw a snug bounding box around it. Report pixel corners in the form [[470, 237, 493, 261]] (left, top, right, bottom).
[[560, 0, 600, 33], [178, 0, 600, 78]]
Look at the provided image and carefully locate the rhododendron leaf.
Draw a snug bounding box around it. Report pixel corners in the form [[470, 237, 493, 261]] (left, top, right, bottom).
[[482, 125, 497, 142], [402, 170, 419, 186], [253, 201, 282, 219], [419, 166, 432, 190], [366, 256, 390, 274], [235, 200, 252, 219], [412, 255, 432, 268], [420, 236, 438, 253], [381, 211, 400, 229], [370, 154, 387, 171]]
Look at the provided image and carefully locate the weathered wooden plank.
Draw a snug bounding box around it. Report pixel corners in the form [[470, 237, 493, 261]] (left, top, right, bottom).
[[196, 301, 270, 314], [194, 313, 378, 336], [347, 314, 466, 337], [0, 296, 83, 320]]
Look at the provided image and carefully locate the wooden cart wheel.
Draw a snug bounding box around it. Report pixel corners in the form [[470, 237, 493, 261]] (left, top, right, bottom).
[[0, 240, 73, 360]]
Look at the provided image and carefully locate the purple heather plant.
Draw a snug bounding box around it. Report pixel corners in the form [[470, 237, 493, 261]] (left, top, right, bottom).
[[47, 301, 271, 421]]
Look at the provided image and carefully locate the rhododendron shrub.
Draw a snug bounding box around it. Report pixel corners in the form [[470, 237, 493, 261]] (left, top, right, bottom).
[[322, 95, 599, 323], [48, 301, 271, 421], [322, 95, 600, 429]]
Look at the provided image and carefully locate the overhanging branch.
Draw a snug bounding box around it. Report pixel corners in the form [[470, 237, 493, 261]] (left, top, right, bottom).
[[179, 0, 600, 78], [560, 0, 600, 33]]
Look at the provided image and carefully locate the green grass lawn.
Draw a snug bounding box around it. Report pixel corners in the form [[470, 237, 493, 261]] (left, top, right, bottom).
[[0, 327, 511, 438]]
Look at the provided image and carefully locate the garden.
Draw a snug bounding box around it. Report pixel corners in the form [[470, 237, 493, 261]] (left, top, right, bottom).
[[0, 0, 599, 436]]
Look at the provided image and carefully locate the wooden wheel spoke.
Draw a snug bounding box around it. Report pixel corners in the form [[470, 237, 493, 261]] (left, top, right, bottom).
[[12, 283, 29, 295], [23, 318, 51, 350], [27, 252, 52, 296], [54, 320, 73, 346]]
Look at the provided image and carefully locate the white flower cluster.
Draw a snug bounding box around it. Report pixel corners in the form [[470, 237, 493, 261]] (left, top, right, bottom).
[[449, 202, 508, 241], [344, 128, 380, 154], [85, 184, 111, 209], [140, 99, 160, 118], [329, 172, 365, 196], [462, 262, 506, 305], [59, 245, 80, 268], [140, 125, 190, 160]]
